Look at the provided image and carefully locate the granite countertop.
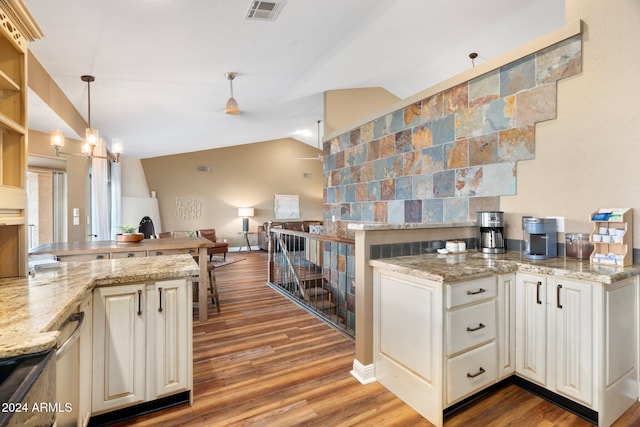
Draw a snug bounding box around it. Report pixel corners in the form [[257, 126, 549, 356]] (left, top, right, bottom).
[[0, 254, 199, 359], [348, 221, 476, 231], [369, 251, 640, 285]]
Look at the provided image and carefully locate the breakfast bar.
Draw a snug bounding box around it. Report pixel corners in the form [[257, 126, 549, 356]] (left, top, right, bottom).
[[30, 237, 215, 321]]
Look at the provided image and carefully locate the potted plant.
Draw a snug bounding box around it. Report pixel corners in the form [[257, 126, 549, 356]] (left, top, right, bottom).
[[116, 225, 144, 243]]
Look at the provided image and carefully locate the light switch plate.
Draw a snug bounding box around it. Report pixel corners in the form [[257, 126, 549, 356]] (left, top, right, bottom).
[[73, 217, 80, 225]]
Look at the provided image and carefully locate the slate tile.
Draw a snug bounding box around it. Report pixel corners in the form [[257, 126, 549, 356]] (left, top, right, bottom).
[[361, 122, 374, 143], [483, 96, 516, 133], [432, 114, 455, 145], [500, 54, 536, 97], [433, 169, 455, 198], [395, 129, 413, 154], [445, 83, 469, 114], [498, 126, 535, 162], [421, 145, 445, 174], [387, 200, 404, 223], [403, 151, 422, 176], [412, 174, 432, 199], [537, 35, 582, 84], [423, 198, 444, 223], [422, 93, 444, 123], [516, 84, 557, 126], [404, 102, 422, 128], [395, 176, 412, 200], [445, 139, 469, 169], [404, 200, 422, 223], [412, 124, 432, 150], [469, 69, 500, 107], [350, 128, 361, 147], [469, 133, 498, 166], [380, 179, 396, 200], [374, 201, 388, 222]]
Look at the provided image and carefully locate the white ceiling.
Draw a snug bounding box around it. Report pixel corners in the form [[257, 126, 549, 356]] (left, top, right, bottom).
[[24, 0, 564, 159]]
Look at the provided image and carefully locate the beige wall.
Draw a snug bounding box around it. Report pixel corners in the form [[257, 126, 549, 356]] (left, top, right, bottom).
[[28, 130, 89, 243], [500, 0, 640, 242], [324, 87, 400, 135], [141, 138, 323, 247]]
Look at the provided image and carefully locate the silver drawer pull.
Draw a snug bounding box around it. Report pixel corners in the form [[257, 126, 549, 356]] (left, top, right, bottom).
[[466, 323, 485, 332], [466, 367, 486, 378], [466, 288, 486, 295]]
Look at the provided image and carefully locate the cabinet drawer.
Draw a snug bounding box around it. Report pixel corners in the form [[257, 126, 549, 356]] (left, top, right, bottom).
[[57, 253, 109, 262], [446, 276, 496, 309], [446, 300, 496, 356], [148, 249, 195, 256], [110, 251, 147, 259], [447, 342, 497, 405]]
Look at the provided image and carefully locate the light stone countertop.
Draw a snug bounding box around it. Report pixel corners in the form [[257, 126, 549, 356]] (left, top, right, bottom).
[[369, 251, 640, 284], [348, 221, 476, 231], [0, 254, 199, 359]]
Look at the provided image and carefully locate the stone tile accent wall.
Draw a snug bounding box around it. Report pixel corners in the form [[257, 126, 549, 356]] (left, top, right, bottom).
[[323, 35, 582, 238]]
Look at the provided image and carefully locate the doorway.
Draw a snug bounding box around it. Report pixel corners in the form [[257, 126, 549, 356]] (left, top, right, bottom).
[[27, 169, 67, 248]]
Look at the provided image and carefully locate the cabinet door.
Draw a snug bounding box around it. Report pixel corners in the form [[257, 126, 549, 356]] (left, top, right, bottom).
[[149, 279, 190, 398], [497, 273, 516, 379], [515, 273, 547, 385], [93, 284, 146, 413], [551, 277, 593, 406]]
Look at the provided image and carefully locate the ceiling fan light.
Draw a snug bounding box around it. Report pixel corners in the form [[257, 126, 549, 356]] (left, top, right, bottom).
[[225, 97, 240, 115]]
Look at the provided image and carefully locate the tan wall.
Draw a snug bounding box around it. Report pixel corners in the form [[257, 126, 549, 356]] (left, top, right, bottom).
[[324, 88, 400, 135], [28, 130, 89, 242], [141, 138, 323, 247], [500, 0, 640, 242]]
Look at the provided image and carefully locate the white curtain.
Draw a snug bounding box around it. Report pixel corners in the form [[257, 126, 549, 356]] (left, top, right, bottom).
[[110, 160, 122, 239], [91, 139, 110, 240]]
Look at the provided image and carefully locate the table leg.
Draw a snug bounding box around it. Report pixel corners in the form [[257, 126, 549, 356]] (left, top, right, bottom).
[[198, 247, 208, 321]]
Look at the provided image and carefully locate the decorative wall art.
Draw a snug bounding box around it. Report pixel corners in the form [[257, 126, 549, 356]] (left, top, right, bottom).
[[175, 197, 201, 220], [274, 194, 300, 219]]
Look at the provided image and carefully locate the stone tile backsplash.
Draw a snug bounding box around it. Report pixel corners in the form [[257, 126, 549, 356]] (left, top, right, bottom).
[[324, 35, 582, 238]]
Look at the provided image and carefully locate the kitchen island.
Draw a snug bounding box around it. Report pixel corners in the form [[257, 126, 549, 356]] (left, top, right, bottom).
[[0, 254, 198, 426], [30, 237, 214, 321], [370, 251, 640, 427]]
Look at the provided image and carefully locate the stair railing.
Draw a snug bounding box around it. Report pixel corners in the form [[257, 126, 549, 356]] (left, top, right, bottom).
[[266, 225, 355, 338]]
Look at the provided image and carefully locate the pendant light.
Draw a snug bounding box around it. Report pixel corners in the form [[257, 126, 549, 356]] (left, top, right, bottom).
[[224, 72, 240, 115], [81, 75, 99, 157]]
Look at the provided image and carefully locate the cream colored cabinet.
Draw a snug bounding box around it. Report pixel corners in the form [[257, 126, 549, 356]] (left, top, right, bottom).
[[373, 268, 444, 426], [516, 273, 592, 404], [92, 284, 147, 413], [497, 273, 516, 379], [92, 279, 192, 415], [147, 280, 191, 398], [515, 273, 547, 385], [550, 277, 593, 406], [372, 269, 505, 427]]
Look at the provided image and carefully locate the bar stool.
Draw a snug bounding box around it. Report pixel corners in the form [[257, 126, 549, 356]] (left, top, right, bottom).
[[207, 261, 220, 313]]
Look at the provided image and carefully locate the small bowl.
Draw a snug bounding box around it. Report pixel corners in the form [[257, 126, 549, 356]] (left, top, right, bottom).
[[592, 234, 602, 242], [437, 248, 449, 254], [601, 235, 612, 243]]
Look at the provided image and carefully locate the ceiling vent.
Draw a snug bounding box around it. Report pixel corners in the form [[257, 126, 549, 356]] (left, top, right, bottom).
[[245, 0, 286, 21]]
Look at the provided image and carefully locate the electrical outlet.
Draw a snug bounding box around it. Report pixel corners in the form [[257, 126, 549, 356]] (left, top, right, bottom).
[[547, 216, 565, 232]]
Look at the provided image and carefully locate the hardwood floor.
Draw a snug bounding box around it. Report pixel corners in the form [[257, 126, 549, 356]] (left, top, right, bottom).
[[112, 251, 640, 427]]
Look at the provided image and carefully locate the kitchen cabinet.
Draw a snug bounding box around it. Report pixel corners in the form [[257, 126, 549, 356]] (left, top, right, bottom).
[[148, 280, 191, 398], [372, 268, 508, 427], [92, 283, 146, 413], [92, 278, 192, 415], [515, 273, 547, 385], [516, 273, 592, 405], [0, 4, 31, 278], [516, 272, 638, 425], [497, 273, 516, 380]]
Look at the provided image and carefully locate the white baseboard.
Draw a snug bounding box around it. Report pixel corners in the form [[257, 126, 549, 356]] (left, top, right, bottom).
[[350, 359, 376, 384]]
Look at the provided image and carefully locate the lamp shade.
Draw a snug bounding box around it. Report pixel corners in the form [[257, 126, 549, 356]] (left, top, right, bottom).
[[50, 129, 64, 149], [238, 207, 254, 217], [225, 97, 239, 115]]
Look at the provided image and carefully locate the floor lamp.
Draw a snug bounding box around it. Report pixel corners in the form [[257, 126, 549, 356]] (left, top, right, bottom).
[[238, 207, 254, 250]]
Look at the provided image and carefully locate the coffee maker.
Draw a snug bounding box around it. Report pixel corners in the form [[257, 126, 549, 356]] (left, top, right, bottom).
[[523, 217, 557, 259], [477, 211, 505, 254]]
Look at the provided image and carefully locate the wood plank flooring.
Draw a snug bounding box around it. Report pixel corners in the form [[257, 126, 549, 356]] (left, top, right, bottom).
[[113, 251, 640, 426]]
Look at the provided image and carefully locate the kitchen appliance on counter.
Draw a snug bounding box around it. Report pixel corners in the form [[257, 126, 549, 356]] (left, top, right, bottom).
[[477, 211, 505, 254], [523, 217, 557, 259], [565, 232, 593, 260]]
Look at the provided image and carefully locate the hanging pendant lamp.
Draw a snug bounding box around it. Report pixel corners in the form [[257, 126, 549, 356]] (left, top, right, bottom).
[[81, 75, 99, 157], [224, 72, 240, 115]]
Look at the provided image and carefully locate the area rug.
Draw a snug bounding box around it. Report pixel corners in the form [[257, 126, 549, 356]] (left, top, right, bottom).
[[211, 256, 245, 268]]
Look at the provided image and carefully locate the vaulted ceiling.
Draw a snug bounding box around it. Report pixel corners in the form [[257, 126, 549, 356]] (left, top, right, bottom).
[[25, 0, 564, 159]]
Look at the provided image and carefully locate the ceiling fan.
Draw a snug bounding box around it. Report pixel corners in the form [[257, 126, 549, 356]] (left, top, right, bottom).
[[297, 120, 323, 161]]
